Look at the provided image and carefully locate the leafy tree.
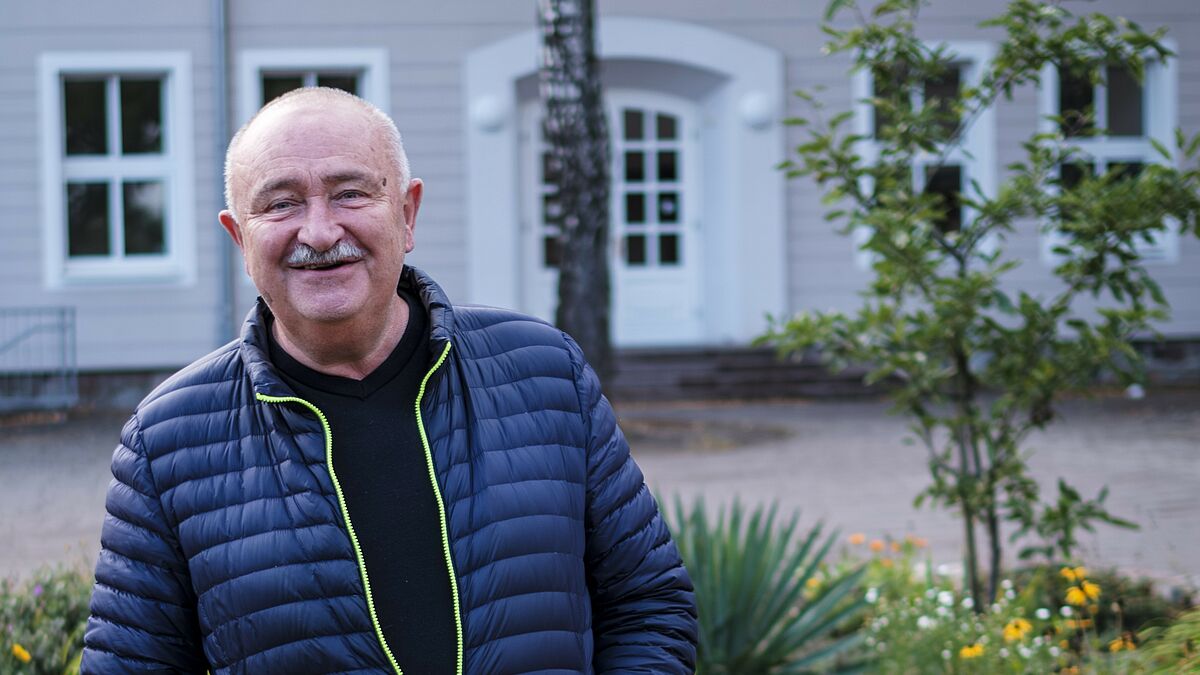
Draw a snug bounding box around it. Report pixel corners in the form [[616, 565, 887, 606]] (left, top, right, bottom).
[[763, 0, 1200, 610], [537, 0, 614, 383]]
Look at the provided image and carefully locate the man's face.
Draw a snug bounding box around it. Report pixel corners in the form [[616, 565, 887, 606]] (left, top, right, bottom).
[[219, 100, 420, 333]]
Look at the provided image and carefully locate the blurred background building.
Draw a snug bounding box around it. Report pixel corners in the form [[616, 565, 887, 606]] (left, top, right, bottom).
[[2, 0, 1197, 405]]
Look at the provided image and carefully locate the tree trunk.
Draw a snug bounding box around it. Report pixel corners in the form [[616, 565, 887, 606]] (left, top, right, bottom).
[[537, 0, 614, 385]]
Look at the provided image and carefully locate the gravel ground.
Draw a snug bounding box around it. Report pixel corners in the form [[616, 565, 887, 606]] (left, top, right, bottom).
[[2, 388, 1197, 592]]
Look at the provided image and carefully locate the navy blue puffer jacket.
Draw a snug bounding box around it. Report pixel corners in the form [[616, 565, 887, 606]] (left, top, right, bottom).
[[81, 267, 697, 674]]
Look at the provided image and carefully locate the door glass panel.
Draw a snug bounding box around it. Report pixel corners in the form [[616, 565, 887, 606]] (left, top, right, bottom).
[[123, 180, 166, 254], [625, 193, 646, 223], [658, 192, 679, 223], [656, 113, 676, 140], [659, 233, 679, 265], [625, 234, 646, 265], [657, 151, 678, 182], [543, 194, 563, 225], [543, 235, 561, 267], [624, 151, 645, 182], [67, 182, 110, 256], [64, 79, 108, 155], [623, 109, 644, 141], [541, 152, 561, 185], [1106, 66, 1143, 137], [120, 78, 163, 154]]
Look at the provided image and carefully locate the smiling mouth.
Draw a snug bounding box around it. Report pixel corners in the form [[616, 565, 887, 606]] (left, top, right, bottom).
[[293, 260, 358, 271]]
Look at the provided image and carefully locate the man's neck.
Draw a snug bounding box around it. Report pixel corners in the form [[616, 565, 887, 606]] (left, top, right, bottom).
[[271, 295, 410, 380]]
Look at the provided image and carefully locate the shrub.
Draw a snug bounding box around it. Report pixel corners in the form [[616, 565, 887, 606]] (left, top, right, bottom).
[[667, 497, 869, 674], [1, 565, 90, 674]]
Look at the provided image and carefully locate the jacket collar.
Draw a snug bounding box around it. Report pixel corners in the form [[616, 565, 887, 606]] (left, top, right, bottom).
[[239, 265, 455, 397]]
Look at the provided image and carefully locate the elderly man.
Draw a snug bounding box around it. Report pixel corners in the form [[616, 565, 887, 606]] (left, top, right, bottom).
[[81, 87, 697, 674]]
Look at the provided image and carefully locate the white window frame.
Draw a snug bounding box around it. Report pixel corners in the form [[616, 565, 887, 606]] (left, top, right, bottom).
[[236, 48, 390, 127], [38, 51, 196, 287], [1037, 44, 1179, 265], [851, 42, 997, 269]]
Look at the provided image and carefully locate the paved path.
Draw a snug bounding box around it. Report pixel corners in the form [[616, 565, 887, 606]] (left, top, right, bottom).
[[2, 389, 1197, 591]]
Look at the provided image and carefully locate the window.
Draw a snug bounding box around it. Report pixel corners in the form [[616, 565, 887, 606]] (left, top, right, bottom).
[[237, 49, 389, 126], [1039, 51, 1179, 264], [39, 52, 195, 286], [852, 42, 996, 268]]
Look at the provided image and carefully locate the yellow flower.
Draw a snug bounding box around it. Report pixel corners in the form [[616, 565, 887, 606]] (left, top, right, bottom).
[[1065, 586, 1088, 606], [1065, 618, 1093, 630], [959, 643, 985, 659], [914, 537, 928, 548], [869, 539, 885, 553], [890, 541, 902, 553], [11, 643, 31, 663], [1081, 581, 1101, 601], [881, 558, 894, 569], [1073, 566, 1088, 579], [1003, 618, 1033, 642], [1108, 635, 1136, 652], [1060, 566, 1078, 582], [848, 533, 866, 546], [805, 577, 821, 591]]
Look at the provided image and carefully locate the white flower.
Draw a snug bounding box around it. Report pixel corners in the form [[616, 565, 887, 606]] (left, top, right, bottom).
[[876, 642, 887, 652], [866, 587, 879, 604], [961, 597, 974, 610], [1018, 646, 1032, 659], [877, 617, 889, 628], [936, 606, 950, 617], [941, 650, 952, 661], [866, 636, 875, 647], [1033, 636, 1043, 647], [917, 616, 936, 630], [999, 648, 1009, 658], [1060, 606, 1073, 617], [1005, 589, 1016, 600], [1036, 608, 1051, 620], [1001, 579, 1014, 590], [1049, 646, 1061, 657], [991, 603, 1003, 613], [938, 590, 954, 607], [925, 588, 937, 599]]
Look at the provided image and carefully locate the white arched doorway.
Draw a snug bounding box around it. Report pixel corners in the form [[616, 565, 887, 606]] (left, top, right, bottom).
[[465, 17, 785, 346]]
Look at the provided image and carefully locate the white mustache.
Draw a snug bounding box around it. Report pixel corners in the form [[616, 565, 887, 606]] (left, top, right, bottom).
[[286, 241, 365, 266]]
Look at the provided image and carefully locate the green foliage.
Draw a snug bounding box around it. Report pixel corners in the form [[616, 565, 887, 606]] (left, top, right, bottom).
[[765, 0, 1200, 609], [1134, 606, 1200, 672], [1, 565, 91, 674], [667, 497, 869, 673]]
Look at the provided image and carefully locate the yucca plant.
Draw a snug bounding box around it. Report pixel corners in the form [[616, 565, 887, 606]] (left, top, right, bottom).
[[668, 496, 869, 674]]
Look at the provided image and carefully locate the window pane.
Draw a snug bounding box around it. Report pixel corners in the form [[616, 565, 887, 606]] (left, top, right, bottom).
[[543, 194, 563, 225], [656, 113, 677, 140], [625, 234, 646, 265], [120, 78, 163, 154], [1058, 65, 1095, 137], [1109, 161, 1143, 182], [542, 152, 561, 186], [659, 233, 679, 265], [658, 192, 679, 223], [316, 74, 358, 95], [543, 235, 561, 268], [625, 193, 645, 223], [624, 151, 645, 182], [623, 109, 644, 141], [925, 64, 960, 139], [64, 79, 108, 155], [1060, 162, 1095, 190], [657, 151, 678, 182], [1106, 66, 1143, 137], [123, 181, 165, 254], [924, 165, 962, 233], [262, 76, 304, 105], [67, 182, 110, 256]]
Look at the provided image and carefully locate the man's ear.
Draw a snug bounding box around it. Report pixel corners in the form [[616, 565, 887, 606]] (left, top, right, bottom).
[[219, 210, 244, 249], [402, 178, 423, 254]]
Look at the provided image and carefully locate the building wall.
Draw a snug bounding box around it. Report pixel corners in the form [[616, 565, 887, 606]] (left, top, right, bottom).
[[2, 1, 1198, 372]]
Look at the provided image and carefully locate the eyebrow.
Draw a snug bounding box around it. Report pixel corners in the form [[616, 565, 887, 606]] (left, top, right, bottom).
[[249, 171, 382, 205]]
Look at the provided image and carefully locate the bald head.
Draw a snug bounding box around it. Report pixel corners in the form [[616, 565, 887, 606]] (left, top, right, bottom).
[[223, 87, 410, 220]]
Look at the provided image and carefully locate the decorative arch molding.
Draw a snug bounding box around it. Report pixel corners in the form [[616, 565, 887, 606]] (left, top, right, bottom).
[[464, 17, 784, 344]]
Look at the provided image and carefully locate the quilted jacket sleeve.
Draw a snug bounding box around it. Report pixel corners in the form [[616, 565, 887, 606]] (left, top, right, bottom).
[[80, 415, 208, 673], [566, 336, 699, 673]]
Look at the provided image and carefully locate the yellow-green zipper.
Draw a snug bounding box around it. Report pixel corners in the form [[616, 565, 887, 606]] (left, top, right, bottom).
[[414, 341, 463, 675], [254, 340, 461, 675], [254, 393, 405, 675]]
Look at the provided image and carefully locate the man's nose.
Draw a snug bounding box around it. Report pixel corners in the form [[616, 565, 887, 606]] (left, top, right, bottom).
[[296, 197, 344, 251]]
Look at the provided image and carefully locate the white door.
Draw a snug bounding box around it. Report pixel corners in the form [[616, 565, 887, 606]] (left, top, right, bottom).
[[520, 90, 704, 346]]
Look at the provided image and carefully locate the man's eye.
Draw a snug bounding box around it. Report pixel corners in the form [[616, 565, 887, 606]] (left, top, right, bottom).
[[337, 190, 366, 200], [267, 201, 294, 211]]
